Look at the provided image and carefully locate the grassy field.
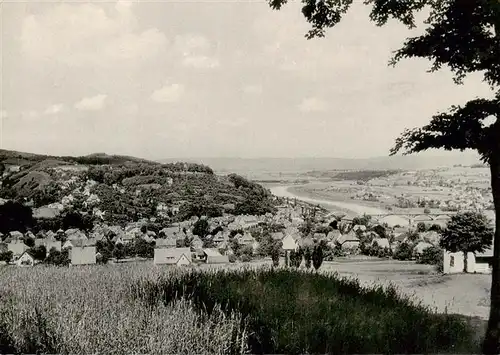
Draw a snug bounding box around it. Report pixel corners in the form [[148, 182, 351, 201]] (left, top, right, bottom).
[[0, 262, 484, 354]]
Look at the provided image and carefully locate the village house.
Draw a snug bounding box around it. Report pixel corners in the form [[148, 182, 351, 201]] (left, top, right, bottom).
[[156, 238, 176, 248], [191, 235, 204, 250], [203, 248, 229, 264], [334, 231, 361, 250], [16, 250, 36, 267], [282, 233, 300, 251], [71, 245, 97, 266], [444, 245, 494, 274], [8, 240, 27, 258], [154, 247, 192, 266]]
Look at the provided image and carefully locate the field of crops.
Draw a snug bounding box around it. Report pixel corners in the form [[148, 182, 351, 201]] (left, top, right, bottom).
[[0, 264, 481, 354]]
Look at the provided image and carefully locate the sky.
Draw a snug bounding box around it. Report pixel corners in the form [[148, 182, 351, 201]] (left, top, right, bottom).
[[0, 0, 496, 160]]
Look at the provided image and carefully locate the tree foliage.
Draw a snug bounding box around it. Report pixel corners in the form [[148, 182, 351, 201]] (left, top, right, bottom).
[[0, 201, 34, 234], [440, 211, 494, 254], [266, 2, 500, 349]]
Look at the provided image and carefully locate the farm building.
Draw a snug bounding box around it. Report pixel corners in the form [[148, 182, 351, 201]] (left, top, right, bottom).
[[282, 234, 299, 251], [203, 248, 229, 264], [154, 247, 192, 266], [443, 251, 475, 274], [71, 246, 97, 265], [155, 238, 176, 249], [473, 245, 494, 273], [191, 236, 204, 250], [8, 240, 27, 257], [336, 231, 361, 250], [16, 251, 36, 267]]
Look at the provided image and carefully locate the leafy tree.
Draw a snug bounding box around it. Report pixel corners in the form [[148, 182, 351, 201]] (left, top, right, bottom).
[[352, 214, 371, 227], [193, 219, 210, 238], [112, 243, 126, 260], [429, 224, 443, 232], [440, 212, 494, 273], [0, 201, 34, 234], [418, 245, 444, 266], [270, 240, 282, 267], [416, 222, 427, 233], [312, 243, 325, 270], [62, 211, 93, 232], [267, 1, 500, 350], [303, 247, 312, 269], [45, 248, 69, 266], [0, 251, 13, 263], [371, 225, 387, 239], [31, 245, 47, 261], [393, 242, 414, 261]]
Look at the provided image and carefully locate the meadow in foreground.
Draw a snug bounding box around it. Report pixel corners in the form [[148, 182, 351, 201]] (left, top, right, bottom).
[[0, 263, 479, 354]]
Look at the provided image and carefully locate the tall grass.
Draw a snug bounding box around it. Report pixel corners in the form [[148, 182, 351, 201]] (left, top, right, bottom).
[[132, 266, 479, 354], [0, 265, 247, 354]]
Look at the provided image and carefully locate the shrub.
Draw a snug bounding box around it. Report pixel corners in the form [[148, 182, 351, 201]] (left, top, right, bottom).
[[228, 254, 237, 263], [418, 246, 443, 266], [393, 242, 414, 261]]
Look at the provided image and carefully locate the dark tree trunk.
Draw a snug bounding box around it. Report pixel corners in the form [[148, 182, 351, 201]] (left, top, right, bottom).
[[463, 250, 468, 273], [482, 156, 500, 354]]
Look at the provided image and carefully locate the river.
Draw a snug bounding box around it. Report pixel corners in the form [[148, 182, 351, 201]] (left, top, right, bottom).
[[270, 185, 410, 226]]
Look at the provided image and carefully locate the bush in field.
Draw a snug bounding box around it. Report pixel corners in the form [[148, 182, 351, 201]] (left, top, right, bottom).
[[0, 251, 13, 263], [44, 248, 69, 266], [132, 268, 478, 354], [303, 247, 312, 269], [393, 242, 414, 261], [418, 246, 443, 267], [312, 243, 324, 270]]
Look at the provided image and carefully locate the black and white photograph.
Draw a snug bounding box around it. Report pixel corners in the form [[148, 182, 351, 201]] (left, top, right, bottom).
[[1, 0, 500, 353]]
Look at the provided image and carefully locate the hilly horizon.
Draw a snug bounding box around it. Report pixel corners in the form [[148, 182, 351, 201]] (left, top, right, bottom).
[[160, 150, 483, 173]]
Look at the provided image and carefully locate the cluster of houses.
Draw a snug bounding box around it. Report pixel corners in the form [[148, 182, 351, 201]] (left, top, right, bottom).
[[1, 229, 96, 267]]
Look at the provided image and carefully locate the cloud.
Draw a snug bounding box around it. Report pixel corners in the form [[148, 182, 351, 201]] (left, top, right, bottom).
[[174, 34, 211, 54], [44, 104, 64, 115], [298, 97, 328, 112], [151, 83, 185, 103], [217, 117, 248, 127], [242, 84, 263, 95], [21, 2, 167, 66], [75, 94, 107, 111], [182, 55, 219, 69]]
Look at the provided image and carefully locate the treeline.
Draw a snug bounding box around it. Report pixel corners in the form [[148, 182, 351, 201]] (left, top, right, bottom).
[[332, 170, 402, 181]]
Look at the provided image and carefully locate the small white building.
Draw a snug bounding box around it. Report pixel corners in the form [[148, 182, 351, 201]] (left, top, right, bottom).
[[443, 250, 476, 274], [204, 248, 229, 264], [282, 234, 299, 251], [154, 248, 192, 266], [16, 251, 36, 267], [71, 246, 97, 266]]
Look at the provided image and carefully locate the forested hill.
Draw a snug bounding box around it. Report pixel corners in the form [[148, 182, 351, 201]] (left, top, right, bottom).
[[0, 149, 276, 228]]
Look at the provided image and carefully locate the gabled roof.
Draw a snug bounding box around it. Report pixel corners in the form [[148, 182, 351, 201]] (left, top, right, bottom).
[[156, 238, 176, 248], [203, 248, 223, 257], [9, 231, 24, 240]]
